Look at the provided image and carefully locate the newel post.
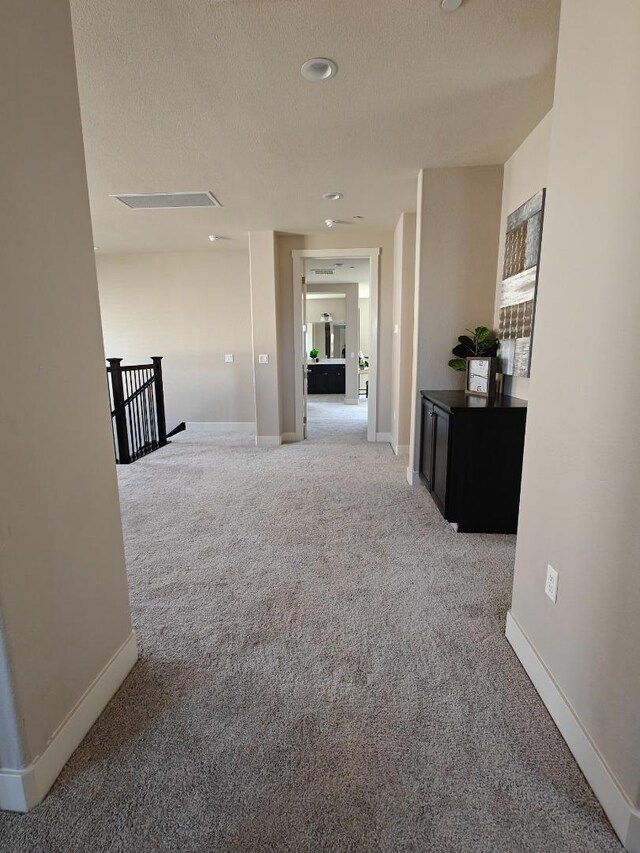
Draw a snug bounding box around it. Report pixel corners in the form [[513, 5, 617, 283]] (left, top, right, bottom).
[[151, 356, 168, 446], [108, 358, 131, 464]]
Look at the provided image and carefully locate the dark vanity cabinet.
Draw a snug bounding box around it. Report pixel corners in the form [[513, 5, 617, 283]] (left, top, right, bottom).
[[307, 363, 346, 394], [420, 390, 527, 533]]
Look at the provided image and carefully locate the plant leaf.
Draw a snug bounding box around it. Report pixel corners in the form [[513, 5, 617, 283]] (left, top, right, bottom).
[[452, 344, 469, 358], [474, 326, 490, 342], [458, 335, 474, 349], [448, 358, 467, 372]]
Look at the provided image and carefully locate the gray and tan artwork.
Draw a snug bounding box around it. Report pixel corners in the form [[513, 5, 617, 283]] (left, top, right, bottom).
[[499, 188, 546, 377]]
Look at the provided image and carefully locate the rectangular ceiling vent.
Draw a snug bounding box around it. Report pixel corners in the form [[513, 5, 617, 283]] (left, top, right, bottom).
[[111, 191, 222, 210], [311, 269, 335, 275]]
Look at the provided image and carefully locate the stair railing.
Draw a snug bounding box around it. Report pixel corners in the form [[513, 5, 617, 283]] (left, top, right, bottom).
[[106, 356, 167, 463]]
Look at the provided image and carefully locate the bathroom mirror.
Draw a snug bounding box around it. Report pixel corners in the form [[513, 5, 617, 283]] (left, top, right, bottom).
[[312, 322, 346, 359]]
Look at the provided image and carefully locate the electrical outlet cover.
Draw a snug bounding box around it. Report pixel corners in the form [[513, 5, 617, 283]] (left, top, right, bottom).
[[545, 564, 558, 603], [224, 354, 234, 363]]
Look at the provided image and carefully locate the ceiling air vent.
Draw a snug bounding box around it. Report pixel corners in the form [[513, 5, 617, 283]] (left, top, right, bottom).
[[111, 191, 222, 210], [311, 269, 335, 275]]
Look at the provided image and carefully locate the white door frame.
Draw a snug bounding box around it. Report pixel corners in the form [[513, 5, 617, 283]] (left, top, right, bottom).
[[292, 247, 380, 442]]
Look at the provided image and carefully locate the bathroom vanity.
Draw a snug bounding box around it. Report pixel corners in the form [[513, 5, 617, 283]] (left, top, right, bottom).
[[307, 362, 346, 394]]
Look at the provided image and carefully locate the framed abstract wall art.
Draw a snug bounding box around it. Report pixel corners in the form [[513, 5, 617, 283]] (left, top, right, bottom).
[[499, 188, 546, 377]]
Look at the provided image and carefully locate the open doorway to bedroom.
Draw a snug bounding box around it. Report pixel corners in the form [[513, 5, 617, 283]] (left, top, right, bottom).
[[292, 248, 379, 443]]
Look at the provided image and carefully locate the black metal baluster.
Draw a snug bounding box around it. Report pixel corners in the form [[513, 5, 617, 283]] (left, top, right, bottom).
[[124, 369, 134, 459], [106, 367, 118, 460], [151, 357, 167, 447], [142, 368, 150, 453], [137, 369, 147, 457], [143, 372, 150, 453], [131, 370, 140, 459], [148, 367, 157, 448], [107, 358, 131, 464]]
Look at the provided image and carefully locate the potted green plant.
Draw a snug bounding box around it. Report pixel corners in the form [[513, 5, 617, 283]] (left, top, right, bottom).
[[448, 326, 499, 371], [309, 347, 319, 363]]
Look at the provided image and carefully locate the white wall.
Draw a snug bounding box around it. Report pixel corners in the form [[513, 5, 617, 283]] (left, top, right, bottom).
[[391, 212, 416, 455], [97, 251, 255, 428], [508, 1, 640, 846], [493, 112, 553, 401], [408, 167, 503, 481], [359, 297, 371, 357], [305, 297, 346, 325], [0, 0, 133, 808], [249, 232, 281, 443]]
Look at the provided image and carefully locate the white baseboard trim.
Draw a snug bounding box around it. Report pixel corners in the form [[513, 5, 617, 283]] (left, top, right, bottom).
[[344, 398, 359, 405], [0, 631, 138, 813], [391, 442, 409, 457], [376, 432, 393, 444], [406, 467, 421, 486], [255, 435, 282, 447], [506, 612, 640, 852], [281, 432, 299, 443], [186, 422, 256, 434]]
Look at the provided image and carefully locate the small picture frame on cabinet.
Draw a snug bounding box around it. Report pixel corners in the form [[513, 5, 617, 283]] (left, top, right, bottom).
[[465, 357, 498, 397]]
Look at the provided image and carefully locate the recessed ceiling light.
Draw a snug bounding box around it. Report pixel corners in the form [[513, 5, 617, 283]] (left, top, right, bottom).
[[325, 219, 337, 228], [323, 192, 343, 201], [208, 234, 219, 241], [301, 58, 337, 82], [441, 0, 463, 10]]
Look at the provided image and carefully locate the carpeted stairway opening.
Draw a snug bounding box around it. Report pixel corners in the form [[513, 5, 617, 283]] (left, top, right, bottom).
[[0, 400, 621, 852]]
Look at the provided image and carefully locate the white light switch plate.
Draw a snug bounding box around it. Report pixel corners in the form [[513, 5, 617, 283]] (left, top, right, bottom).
[[545, 564, 558, 603], [258, 354, 269, 364], [224, 354, 234, 363]]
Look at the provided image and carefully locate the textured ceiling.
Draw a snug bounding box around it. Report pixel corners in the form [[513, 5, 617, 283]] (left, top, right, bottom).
[[70, 0, 560, 254]]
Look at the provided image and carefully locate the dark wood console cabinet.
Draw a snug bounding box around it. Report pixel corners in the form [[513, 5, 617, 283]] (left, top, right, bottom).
[[307, 363, 346, 394], [420, 390, 527, 533]]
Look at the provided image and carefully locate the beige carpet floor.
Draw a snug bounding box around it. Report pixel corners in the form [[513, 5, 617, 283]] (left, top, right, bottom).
[[0, 399, 621, 852]]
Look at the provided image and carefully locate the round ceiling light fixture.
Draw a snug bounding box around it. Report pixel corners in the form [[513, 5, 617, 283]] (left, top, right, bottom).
[[208, 234, 220, 242], [325, 218, 337, 228], [301, 58, 338, 82], [322, 192, 343, 201], [441, 0, 463, 10]]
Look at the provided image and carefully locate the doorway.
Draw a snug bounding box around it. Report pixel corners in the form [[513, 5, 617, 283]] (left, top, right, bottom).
[[292, 248, 380, 442]]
